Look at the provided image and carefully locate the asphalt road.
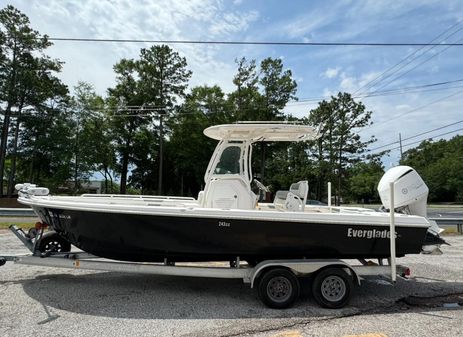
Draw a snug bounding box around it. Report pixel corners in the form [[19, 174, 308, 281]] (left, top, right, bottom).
[[1, 231, 463, 337]]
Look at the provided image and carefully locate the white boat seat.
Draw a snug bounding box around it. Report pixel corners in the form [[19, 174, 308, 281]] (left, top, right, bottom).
[[202, 175, 257, 210], [273, 180, 308, 212]]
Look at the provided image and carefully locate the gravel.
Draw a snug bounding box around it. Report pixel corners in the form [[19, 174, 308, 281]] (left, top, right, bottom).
[[1, 231, 462, 337]]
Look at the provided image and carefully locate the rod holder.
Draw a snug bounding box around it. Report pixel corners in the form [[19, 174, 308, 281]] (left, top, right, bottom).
[[327, 182, 332, 211], [389, 182, 397, 282]]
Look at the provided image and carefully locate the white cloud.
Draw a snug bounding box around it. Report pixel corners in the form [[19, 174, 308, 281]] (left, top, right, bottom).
[[10, 0, 260, 95], [358, 72, 382, 88], [323, 88, 335, 97], [326, 71, 383, 93], [282, 16, 324, 39], [339, 72, 357, 92], [322, 67, 340, 79], [208, 11, 259, 36], [359, 90, 463, 166], [395, 104, 410, 110]]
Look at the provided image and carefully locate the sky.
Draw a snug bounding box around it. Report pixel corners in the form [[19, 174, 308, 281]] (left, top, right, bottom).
[[4, 0, 463, 168]]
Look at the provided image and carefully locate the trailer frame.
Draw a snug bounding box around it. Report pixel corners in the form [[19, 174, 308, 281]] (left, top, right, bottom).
[[0, 224, 410, 309]]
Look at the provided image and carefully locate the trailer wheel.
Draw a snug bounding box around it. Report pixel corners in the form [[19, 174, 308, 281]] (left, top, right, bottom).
[[258, 268, 300, 309], [0, 258, 5, 266], [37, 231, 71, 253], [312, 267, 352, 309]]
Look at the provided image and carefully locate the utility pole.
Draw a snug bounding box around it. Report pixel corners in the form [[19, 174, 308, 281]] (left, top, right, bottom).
[[399, 133, 403, 161], [158, 110, 165, 195]]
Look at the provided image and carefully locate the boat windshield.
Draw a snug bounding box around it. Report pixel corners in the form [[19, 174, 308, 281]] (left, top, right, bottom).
[[214, 145, 241, 174]]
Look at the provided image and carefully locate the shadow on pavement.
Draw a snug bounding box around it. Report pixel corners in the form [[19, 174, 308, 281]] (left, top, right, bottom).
[[20, 271, 463, 320]]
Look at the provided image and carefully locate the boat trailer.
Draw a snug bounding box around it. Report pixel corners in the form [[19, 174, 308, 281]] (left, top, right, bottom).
[[1, 222, 410, 309]]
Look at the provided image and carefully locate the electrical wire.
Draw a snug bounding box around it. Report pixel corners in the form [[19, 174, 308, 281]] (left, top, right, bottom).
[[353, 21, 463, 95], [368, 127, 463, 156], [288, 78, 463, 105], [369, 36, 463, 94], [358, 89, 463, 133], [366, 118, 463, 152], [46, 36, 463, 47]]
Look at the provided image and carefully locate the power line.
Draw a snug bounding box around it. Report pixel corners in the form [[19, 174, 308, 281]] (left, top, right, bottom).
[[46, 37, 463, 47], [358, 89, 463, 133], [402, 121, 463, 141], [289, 78, 463, 105], [353, 21, 463, 95], [395, 127, 463, 151], [367, 118, 463, 152], [369, 127, 463, 156], [369, 35, 463, 93], [100, 78, 463, 115]]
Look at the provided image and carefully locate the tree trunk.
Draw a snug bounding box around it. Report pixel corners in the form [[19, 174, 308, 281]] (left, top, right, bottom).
[[337, 171, 342, 206], [7, 112, 21, 197], [0, 40, 18, 198], [180, 173, 184, 196], [317, 138, 323, 201], [109, 170, 113, 192], [0, 103, 13, 198], [158, 113, 164, 195], [73, 113, 81, 194], [103, 166, 108, 193], [120, 149, 128, 194], [336, 131, 344, 206], [28, 156, 34, 183]]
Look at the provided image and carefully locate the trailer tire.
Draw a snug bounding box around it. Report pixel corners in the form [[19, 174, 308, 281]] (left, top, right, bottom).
[[37, 231, 71, 253], [312, 267, 352, 309], [258, 268, 300, 309], [0, 258, 5, 266]]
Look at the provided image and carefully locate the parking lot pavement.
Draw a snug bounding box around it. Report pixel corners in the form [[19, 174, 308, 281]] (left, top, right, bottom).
[[1, 232, 462, 337]]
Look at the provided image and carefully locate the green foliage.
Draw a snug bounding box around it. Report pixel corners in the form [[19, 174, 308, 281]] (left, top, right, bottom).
[[308, 93, 376, 204], [401, 136, 463, 201], [137, 45, 192, 109], [0, 5, 68, 196], [259, 57, 297, 117], [72, 82, 116, 193], [128, 126, 159, 193], [18, 94, 74, 190], [168, 85, 229, 195], [265, 141, 318, 195], [228, 57, 260, 121], [108, 45, 192, 194], [345, 160, 384, 203]]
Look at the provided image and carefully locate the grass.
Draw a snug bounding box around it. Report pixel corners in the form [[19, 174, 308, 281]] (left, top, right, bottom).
[[442, 227, 460, 235], [0, 221, 36, 230]]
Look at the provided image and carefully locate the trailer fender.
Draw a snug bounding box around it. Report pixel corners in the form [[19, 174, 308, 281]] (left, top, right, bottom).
[[249, 259, 360, 288]]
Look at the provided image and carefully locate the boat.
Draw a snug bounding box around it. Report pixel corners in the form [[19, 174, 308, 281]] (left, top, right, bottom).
[[16, 122, 446, 263]]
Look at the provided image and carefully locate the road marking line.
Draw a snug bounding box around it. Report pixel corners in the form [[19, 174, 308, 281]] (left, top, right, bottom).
[[270, 330, 303, 337], [343, 333, 387, 337]]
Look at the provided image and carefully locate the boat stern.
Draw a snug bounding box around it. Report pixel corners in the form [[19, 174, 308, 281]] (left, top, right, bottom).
[[422, 220, 448, 254]]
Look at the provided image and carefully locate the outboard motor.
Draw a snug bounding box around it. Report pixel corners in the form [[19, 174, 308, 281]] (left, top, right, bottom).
[[377, 166, 447, 253], [377, 166, 428, 217]]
